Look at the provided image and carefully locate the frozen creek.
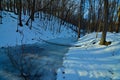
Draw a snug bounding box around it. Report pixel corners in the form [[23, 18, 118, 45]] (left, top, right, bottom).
[[0, 38, 76, 80]]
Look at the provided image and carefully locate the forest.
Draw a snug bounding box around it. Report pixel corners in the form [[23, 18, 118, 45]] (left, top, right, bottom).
[[0, 0, 120, 45], [0, 0, 120, 80]]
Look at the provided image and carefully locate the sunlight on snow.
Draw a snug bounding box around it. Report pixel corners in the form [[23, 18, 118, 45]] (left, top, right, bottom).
[[57, 32, 120, 80]]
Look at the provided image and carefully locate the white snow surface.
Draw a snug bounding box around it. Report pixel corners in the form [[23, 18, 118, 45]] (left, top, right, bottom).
[[57, 32, 120, 80], [0, 11, 77, 80], [0, 11, 76, 47], [1, 11, 120, 80]]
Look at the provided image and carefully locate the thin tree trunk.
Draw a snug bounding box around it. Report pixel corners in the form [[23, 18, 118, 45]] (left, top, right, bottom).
[[77, 19, 80, 38], [18, 0, 23, 26], [31, 0, 35, 21], [0, 0, 2, 24], [77, 0, 84, 39], [117, 8, 120, 33], [116, 22, 120, 33]]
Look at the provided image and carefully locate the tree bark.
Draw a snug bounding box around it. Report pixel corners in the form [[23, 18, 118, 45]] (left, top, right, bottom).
[[99, 0, 108, 45], [31, 0, 35, 21], [0, 0, 2, 24], [117, 8, 120, 33], [77, 0, 84, 39], [18, 0, 23, 26]]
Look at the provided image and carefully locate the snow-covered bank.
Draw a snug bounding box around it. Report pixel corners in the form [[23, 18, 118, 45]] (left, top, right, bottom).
[[0, 11, 77, 80], [57, 32, 120, 80], [0, 11, 76, 47]]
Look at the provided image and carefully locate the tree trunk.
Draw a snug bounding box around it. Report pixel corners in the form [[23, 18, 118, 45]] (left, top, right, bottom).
[[18, 0, 23, 26], [116, 23, 119, 33], [9, 0, 12, 11], [77, 0, 84, 39], [0, 0, 2, 24], [13, 0, 17, 14], [31, 0, 35, 21], [78, 15, 80, 38], [117, 8, 120, 33], [99, 0, 108, 45]]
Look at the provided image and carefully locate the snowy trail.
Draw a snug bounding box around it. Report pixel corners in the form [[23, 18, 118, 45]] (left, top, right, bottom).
[[64, 49, 120, 80], [58, 48, 120, 80], [57, 33, 120, 80]]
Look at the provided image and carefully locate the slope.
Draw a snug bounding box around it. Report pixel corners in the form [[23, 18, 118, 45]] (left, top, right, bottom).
[[57, 32, 120, 80], [0, 11, 77, 47]]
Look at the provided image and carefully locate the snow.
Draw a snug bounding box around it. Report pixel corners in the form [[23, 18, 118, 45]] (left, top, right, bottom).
[[0, 11, 77, 80], [57, 32, 120, 80], [0, 11, 76, 47], [0, 11, 120, 80]]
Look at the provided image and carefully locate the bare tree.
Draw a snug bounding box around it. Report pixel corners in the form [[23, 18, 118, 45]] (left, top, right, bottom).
[[77, 0, 84, 38], [2, 0, 120, 34], [25, 0, 55, 26], [18, 0, 23, 26], [6, 33, 41, 80], [99, 0, 111, 45], [0, 0, 2, 24], [31, 0, 35, 21], [116, 6, 120, 33]]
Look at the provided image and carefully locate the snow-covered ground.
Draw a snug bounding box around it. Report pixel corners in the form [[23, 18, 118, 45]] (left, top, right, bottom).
[[0, 11, 77, 80], [0, 11, 76, 47], [57, 32, 120, 80], [1, 11, 120, 80]]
